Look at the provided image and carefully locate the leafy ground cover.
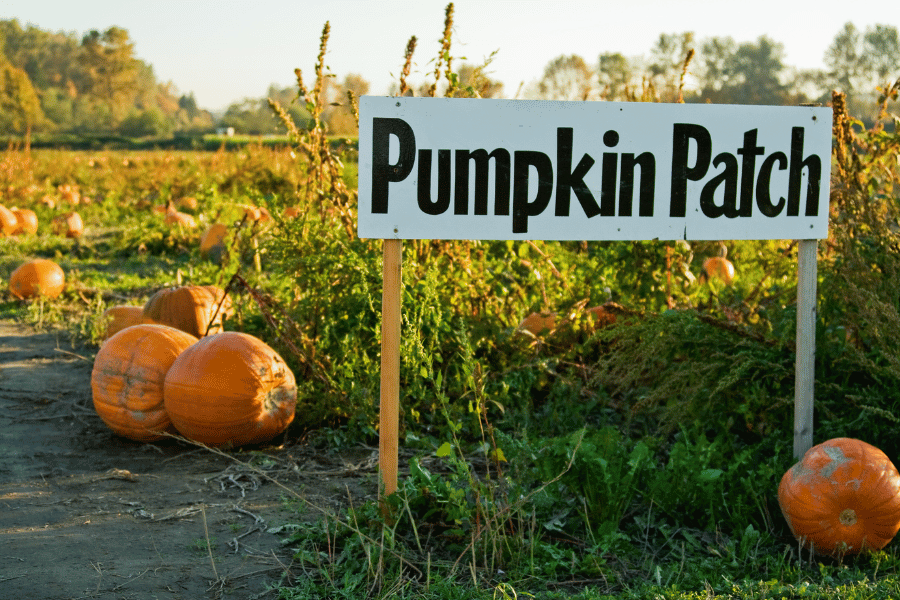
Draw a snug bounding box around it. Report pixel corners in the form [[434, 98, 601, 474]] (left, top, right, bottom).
[[2, 12, 900, 600]]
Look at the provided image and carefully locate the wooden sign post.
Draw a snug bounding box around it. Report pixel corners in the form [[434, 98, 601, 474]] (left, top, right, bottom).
[[794, 239, 818, 458], [379, 238, 402, 499], [358, 97, 833, 497]]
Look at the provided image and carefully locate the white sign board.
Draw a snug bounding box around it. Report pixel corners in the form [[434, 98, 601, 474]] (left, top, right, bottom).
[[357, 97, 832, 241]]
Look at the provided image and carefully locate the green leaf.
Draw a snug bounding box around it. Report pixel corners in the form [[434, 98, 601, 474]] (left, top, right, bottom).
[[435, 442, 453, 458]]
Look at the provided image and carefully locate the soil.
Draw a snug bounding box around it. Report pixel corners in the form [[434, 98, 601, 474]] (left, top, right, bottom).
[[0, 320, 377, 600]]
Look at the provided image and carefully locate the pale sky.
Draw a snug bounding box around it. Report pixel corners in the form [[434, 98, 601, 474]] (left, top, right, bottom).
[[1, 0, 897, 111]]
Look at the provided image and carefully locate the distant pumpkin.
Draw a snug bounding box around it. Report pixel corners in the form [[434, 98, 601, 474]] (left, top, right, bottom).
[[11, 208, 38, 235], [239, 204, 272, 223], [199, 223, 228, 262], [0, 205, 17, 236], [91, 324, 198, 442], [142, 284, 231, 338], [164, 331, 296, 448], [164, 209, 197, 228], [518, 312, 557, 336], [175, 196, 198, 211], [52, 211, 83, 238], [701, 256, 735, 285], [9, 258, 65, 299]]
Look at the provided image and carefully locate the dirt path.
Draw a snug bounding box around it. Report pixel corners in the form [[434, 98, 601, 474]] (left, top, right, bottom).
[[0, 321, 376, 599]]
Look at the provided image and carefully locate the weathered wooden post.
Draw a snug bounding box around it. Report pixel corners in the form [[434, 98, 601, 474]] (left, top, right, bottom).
[[794, 239, 817, 459]]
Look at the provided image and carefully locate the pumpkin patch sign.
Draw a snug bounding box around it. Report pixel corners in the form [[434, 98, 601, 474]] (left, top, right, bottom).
[[358, 97, 831, 241], [358, 97, 833, 496]]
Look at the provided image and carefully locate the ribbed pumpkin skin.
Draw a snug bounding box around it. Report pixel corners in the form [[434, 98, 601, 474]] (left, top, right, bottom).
[[142, 285, 231, 338], [91, 324, 198, 442], [9, 259, 65, 299], [101, 305, 145, 340], [163, 332, 296, 448], [778, 438, 900, 555]]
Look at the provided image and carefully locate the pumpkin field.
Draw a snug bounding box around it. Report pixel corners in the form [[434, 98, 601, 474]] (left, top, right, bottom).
[[3, 23, 900, 600]]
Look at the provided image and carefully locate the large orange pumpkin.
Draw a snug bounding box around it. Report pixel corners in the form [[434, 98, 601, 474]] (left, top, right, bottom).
[[142, 285, 231, 338], [778, 437, 900, 555], [101, 305, 146, 340], [9, 259, 65, 299], [91, 324, 198, 442], [0, 205, 17, 235], [163, 332, 296, 448]]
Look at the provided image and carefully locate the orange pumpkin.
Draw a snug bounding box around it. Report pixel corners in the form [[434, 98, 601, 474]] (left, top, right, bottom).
[[9, 259, 65, 299], [518, 311, 557, 335], [164, 209, 197, 228], [142, 285, 231, 338], [239, 204, 272, 223], [11, 208, 38, 235], [176, 196, 198, 211], [163, 331, 296, 447], [0, 205, 17, 235], [585, 304, 618, 328], [91, 324, 198, 442], [199, 223, 228, 262], [52, 211, 83, 238], [778, 437, 900, 555], [101, 305, 146, 340], [701, 257, 735, 285]]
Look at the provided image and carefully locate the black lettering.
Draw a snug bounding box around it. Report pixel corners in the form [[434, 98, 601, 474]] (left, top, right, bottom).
[[512, 151, 553, 234], [455, 148, 512, 216], [737, 129, 764, 217], [787, 127, 822, 216], [619, 153, 656, 216], [371, 117, 416, 213], [700, 153, 739, 218], [417, 149, 451, 215], [671, 124, 712, 217], [756, 152, 788, 217], [555, 128, 599, 218]]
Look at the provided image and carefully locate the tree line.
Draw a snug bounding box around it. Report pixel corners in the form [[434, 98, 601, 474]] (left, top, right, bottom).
[[526, 23, 898, 118], [1, 18, 897, 145]]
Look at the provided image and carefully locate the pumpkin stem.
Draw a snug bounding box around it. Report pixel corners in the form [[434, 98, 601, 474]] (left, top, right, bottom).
[[839, 508, 858, 526]]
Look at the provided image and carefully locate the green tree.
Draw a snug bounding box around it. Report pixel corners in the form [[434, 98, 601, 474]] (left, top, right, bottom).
[[824, 22, 899, 119], [77, 26, 141, 128], [532, 54, 595, 100], [696, 36, 737, 101], [825, 22, 866, 95], [119, 107, 171, 137], [597, 52, 632, 100], [648, 32, 695, 101], [174, 92, 213, 133], [863, 25, 900, 87], [0, 56, 46, 148], [322, 73, 370, 134], [705, 36, 790, 105]]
